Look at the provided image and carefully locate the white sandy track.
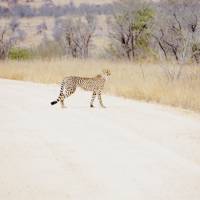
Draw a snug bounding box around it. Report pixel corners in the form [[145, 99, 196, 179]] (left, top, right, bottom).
[[0, 78, 200, 200]]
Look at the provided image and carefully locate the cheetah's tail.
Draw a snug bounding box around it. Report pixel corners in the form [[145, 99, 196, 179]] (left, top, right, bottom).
[[51, 100, 58, 105], [50, 96, 61, 105], [51, 80, 65, 106]]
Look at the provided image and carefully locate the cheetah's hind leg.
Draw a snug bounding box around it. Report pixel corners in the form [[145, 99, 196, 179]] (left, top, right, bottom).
[[60, 94, 66, 108], [90, 91, 97, 108], [62, 87, 76, 108]]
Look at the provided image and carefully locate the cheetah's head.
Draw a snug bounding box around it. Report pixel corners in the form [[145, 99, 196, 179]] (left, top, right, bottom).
[[102, 69, 111, 77]]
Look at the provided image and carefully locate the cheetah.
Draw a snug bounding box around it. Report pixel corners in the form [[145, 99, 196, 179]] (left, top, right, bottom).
[[50, 69, 111, 108]]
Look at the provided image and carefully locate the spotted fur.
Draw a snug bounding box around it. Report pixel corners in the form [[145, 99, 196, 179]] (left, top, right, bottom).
[[51, 69, 111, 108]]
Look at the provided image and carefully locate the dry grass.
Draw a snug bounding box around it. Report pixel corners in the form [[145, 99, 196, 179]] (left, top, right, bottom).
[[0, 59, 200, 112]]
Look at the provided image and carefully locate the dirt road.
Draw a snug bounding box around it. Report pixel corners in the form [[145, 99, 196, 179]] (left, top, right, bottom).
[[0, 79, 200, 200]]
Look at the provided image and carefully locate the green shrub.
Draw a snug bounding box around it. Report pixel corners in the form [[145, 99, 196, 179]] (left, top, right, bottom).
[[8, 48, 33, 60]]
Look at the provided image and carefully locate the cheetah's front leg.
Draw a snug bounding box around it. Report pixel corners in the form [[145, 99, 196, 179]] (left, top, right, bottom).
[[98, 91, 106, 108]]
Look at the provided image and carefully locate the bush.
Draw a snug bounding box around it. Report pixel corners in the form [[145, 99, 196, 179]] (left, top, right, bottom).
[[8, 48, 33, 60]]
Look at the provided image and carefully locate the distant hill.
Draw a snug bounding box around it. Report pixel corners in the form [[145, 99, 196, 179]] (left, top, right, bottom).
[[0, 0, 112, 48], [0, 0, 113, 17], [0, 0, 113, 8]]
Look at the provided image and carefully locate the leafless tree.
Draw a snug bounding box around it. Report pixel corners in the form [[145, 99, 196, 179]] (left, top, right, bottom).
[[0, 29, 13, 60], [0, 19, 25, 60], [36, 22, 48, 34], [62, 15, 96, 58], [153, 0, 200, 64]]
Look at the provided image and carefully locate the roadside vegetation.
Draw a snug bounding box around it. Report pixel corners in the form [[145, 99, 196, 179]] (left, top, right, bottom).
[[0, 59, 200, 112]]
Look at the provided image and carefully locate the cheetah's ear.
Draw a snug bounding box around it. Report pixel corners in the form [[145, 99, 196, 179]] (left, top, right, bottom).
[[102, 69, 107, 74], [102, 69, 111, 75], [107, 69, 111, 75]]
